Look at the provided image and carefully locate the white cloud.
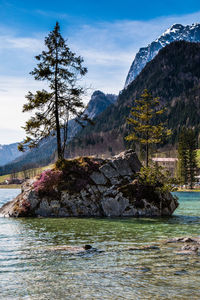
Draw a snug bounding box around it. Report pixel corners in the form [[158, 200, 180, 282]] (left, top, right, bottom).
[[35, 9, 70, 20], [5, 36, 43, 51], [0, 25, 43, 52], [0, 76, 48, 140]]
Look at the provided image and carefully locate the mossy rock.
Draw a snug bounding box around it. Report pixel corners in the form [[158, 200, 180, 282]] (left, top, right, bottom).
[[118, 180, 161, 209], [55, 156, 103, 194]]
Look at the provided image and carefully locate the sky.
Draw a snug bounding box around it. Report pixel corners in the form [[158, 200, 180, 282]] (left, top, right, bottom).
[[0, 0, 200, 144]]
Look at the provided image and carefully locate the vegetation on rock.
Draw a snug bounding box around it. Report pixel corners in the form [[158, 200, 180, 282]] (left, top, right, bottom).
[[55, 156, 102, 193], [137, 165, 177, 193], [33, 169, 62, 196], [33, 156, 103, 196], [119, 165, 178, 211]]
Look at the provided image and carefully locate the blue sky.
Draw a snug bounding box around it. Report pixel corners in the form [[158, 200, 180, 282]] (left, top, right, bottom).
[[0, 0, 200, 144]]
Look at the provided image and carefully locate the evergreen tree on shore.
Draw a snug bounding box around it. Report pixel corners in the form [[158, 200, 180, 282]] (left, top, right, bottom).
[[18, 22, 88, 160], [178, 132, 188, 186], [178, 128, 197, 189]]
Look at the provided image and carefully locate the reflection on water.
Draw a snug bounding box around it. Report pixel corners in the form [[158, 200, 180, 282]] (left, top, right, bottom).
[[0, 189, 200, 299]]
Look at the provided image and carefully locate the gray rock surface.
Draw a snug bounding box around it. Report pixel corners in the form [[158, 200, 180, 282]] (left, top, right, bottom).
[[90, 171, 107, 185], [0, 150, 179, 218]]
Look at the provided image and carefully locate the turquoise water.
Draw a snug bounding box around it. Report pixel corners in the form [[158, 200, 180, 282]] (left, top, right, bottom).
[[0, 189, 200, 299]]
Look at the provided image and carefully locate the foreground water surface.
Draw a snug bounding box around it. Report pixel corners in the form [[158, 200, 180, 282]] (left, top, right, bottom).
[[0, 189, 200, 299]]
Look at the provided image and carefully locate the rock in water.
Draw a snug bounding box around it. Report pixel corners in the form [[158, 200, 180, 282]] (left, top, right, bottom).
[[0, 150, 179, 218]]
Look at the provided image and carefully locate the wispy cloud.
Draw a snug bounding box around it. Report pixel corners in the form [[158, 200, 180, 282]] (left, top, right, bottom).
[[5, 36, 42, 50], [35, 9, 70, 20]]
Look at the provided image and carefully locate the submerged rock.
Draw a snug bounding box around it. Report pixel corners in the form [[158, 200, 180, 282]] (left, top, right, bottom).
[[163, 236, 200, 255], [165, 237, 200, 244], [127, 245, 160, 251], [0, 150, 178, 218], [136, 266, 151, 273], [43, 244, 97, 254], [174, 270, 188, 275]]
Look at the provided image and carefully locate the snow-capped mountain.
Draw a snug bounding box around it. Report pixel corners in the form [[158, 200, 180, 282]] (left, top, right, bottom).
[[125, 23, 200, 87]]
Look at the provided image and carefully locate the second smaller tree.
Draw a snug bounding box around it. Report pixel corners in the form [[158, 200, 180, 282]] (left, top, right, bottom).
[[125, 89, 171, 166]]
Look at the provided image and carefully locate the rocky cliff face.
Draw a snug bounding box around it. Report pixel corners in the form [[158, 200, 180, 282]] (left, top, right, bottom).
[[0, 150, 178, 218], [83, 91, 117, 120], [125, 23, 200, 87]]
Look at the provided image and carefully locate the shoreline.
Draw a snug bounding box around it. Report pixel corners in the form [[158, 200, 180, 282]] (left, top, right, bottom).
[[0, 184, 21, 189], [176, 189, 200, 192], [0, 186, 200, 193]]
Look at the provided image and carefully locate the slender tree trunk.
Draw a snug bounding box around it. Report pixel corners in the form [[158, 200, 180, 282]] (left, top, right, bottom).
[[189, 149, 194, 189], [55, 93, 62, 159], [146, 142, 149, 167], [146, 107, 149, 167], [146, 128, 149, 167], [55, 41, 62, 160], [62, 110, 69, 158]]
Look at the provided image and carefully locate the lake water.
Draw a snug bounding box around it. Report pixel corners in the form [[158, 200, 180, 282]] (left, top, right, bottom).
[[0, 189, 200, 299]]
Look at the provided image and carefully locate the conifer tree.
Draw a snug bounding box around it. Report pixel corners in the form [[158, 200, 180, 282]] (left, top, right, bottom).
[[125, 89, 171, 166], [18, 22, 88, 160], [178, 132, 188, 186], [178, 128, 197, 189]]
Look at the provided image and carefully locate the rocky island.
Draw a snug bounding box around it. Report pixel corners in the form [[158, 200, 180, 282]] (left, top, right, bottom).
[[0, 150, 178, 218]]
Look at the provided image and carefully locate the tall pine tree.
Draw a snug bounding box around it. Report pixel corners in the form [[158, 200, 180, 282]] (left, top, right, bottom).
[[178, 131, 188, 186], [125, 89, 171, 166], [18, 22, 88, 160], [178, 128, 197, 189]]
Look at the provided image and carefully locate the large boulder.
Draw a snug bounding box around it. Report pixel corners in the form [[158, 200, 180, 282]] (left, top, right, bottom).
[[0, 150, 179, 218]]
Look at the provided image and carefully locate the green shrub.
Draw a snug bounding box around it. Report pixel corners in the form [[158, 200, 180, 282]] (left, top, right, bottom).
[[137, 165, 178, 192]]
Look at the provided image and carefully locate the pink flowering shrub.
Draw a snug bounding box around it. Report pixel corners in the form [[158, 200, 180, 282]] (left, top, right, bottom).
[[34, 169, 63, 195]]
